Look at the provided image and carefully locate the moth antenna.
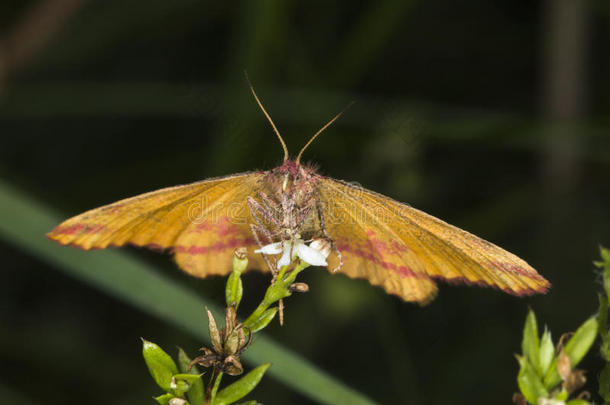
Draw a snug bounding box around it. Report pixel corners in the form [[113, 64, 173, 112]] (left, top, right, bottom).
[[245, 72, 289, 162], [296, 101, 354, 165]]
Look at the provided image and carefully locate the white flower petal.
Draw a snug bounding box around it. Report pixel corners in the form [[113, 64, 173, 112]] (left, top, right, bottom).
[[296, 243, 328, 267], [254, 242, 283, 255], [277, 246, 292, 269]]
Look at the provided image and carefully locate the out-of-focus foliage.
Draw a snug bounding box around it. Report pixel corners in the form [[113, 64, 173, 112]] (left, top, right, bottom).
[[596, 247, 610, 402], [515, 311, 597, 404], [0, 0, 609, 404], [514, 248, 610, 405]]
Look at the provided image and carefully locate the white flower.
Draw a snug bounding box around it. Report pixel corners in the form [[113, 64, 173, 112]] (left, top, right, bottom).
[[255, 239, 329, 269]]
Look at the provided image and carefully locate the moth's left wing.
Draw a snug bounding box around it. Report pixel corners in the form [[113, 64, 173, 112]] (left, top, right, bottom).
[[48, 172, 268, 277]]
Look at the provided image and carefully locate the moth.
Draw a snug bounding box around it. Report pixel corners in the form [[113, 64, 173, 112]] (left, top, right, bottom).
[[47, 83, 550, 304]]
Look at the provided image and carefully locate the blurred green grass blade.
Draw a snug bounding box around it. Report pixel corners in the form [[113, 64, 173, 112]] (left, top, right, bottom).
[[0, 179, 377, 405]]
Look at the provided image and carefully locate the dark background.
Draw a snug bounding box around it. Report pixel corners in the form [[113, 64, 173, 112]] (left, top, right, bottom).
[[1, 0, 609, 404]]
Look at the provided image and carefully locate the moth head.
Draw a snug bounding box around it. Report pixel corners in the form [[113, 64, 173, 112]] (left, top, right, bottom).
[[273, 161, 316, 193]]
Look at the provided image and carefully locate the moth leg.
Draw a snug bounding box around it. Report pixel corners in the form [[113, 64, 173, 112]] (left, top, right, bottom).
[[248, 197, 281, 272], [259, 192, 281, 217], [277, 239, 298, 327], [248, 196, 281, 229], [249, 223, 276, 275], [280, 193, 296, 229], [248, 196, 286, 277], [295, 205, 314, 227], [317, 200, 342, 273], [249, 214, 274, 247], [250, 222, 286, 326], [279, 298, 285, 326]]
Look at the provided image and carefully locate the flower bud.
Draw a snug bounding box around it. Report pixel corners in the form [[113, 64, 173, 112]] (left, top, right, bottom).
[[234, 247, 248, 260], [289, 282, 309, 293], [309, 238, 332, 258], [233, 247, 249, 273], [169, 398, 188, 405]]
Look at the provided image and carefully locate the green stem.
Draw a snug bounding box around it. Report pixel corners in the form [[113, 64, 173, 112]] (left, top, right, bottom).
[[243, 261, 310, 329], [243, 298, 276, 329], [205, 367, 223, 405], [211, 371, 223, 404]]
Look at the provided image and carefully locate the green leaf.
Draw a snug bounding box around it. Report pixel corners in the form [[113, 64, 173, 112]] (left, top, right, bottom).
[[599, 363, 610, 402], [215, 364, 271, 405], [544, 318, 598, 388], [226, 271, 244, 309], [564, 317, 598, 367], [555, 387, 568, 401], [539, 328, 554, 376], [154, 393, 175, 405], [516, 355, 548, 404], [522, 310, 541, 374], [234, 402, 260, 405], [565, 400, 590, 405], [142, 339, 179, 392], [246, 308, 278, 334], [174, 373, 204, 384], [178, 348, 205, 405]]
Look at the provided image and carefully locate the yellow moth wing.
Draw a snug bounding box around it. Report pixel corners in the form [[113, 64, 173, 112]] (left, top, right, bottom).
[[317, 179, 438, 304], [47, 172, 267, 277], [318, 178, 549, 303]]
